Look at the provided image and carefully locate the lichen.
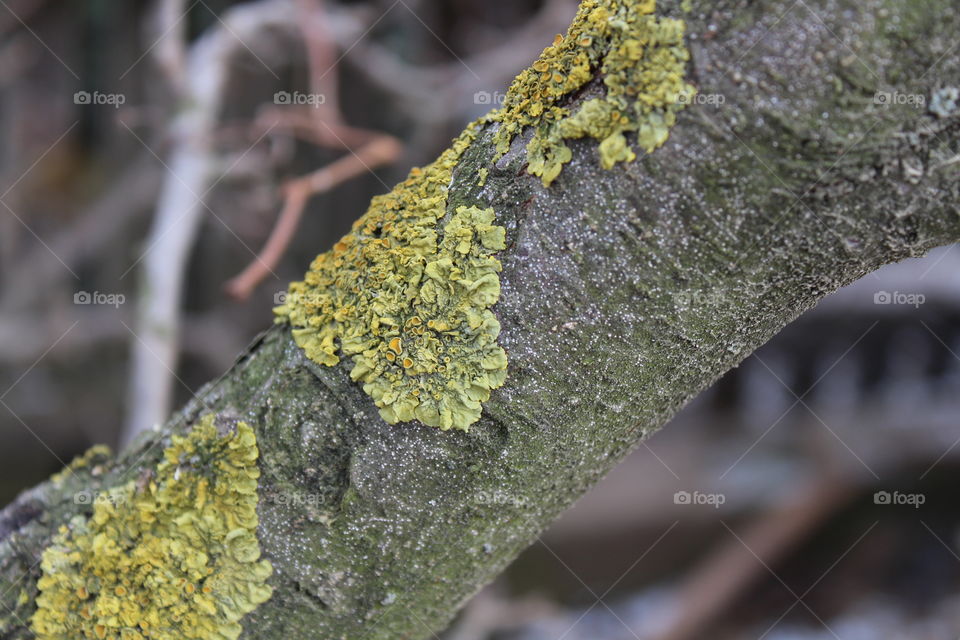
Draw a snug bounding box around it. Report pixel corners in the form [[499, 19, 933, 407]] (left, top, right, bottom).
[[274, 128, 508, 432], [32, 417, 273, 640], [49, 444, 113, 484], [488, 0, 696, 185], [274, 0, 693, 431]]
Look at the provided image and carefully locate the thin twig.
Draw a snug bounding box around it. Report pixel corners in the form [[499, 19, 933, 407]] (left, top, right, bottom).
[[122, 0, 297, 448], [224, 134, 401, 300], [226, 0, 404, 300], [298, 0, 342, 125]]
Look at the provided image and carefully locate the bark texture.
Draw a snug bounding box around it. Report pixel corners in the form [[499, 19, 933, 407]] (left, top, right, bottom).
[[3, 0, 960, 637]]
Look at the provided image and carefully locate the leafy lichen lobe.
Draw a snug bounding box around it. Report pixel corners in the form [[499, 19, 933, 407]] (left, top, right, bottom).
[[32, 417, 273, 640], [490, 0, 696, 185], [275, 129, 508, 431]]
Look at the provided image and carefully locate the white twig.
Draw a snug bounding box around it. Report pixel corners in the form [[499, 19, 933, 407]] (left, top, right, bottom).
[[123, 0, 298, 446]]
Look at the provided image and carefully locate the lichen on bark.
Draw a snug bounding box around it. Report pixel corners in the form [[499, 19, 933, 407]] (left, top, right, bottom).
[[31, 416, 272, 640], [2, 1, 960, 640], [274, 0, 697, 431], [489, 0, 696, 184], [273, 125, 509, 431]]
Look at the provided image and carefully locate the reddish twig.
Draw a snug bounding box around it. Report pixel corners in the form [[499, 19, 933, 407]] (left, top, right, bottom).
[[297, 0, 341, 124], [225, 0, 404, 301], [224, 135, 401, 300], [253, 106, 375, 149]]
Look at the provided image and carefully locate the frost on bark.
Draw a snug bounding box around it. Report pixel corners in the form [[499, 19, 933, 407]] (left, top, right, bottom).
[[2, 0, 960, 638]]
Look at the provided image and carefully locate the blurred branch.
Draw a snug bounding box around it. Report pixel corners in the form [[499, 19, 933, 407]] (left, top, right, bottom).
[[123, 0, 298, 447], [0, 157, 161, 312], [324, 0, 578, 123], [0, 310, 248, 373], [297, 0, 340, 124], [656, 473, 855, 640], [225, 134, 401, 300], [0, 0, 48, 40], [225, 0, 402, 300], [151, 0, 188, 97]]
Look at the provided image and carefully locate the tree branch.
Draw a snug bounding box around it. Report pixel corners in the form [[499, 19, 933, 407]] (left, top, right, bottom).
[[3, 0, 960, 638]]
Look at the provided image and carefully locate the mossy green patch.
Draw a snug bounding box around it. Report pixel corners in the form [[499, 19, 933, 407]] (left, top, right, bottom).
[[489, 0, 696, 185], [32, 416, 272, 640], [274, 128, 508, 431]]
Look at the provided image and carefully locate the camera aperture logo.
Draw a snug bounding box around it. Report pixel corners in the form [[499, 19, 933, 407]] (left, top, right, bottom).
[[476, 489, 527, 508], [74, 490, 126, 506], [874, 91, 926, 107], [677, 92, 725, 107], [874, 490, 925, 509], [74, 291, 125, 308], [474, 91, 506, 106], [74, 90, 126, 109], [274, 290, 327, 306], [274, 90, 326, 107], [270, 492, 323, 507], [873, 290, 925, 308], [674, 490, 726, 509]]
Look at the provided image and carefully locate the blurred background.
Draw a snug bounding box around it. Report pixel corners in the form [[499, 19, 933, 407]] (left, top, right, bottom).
[[1, 1, 958, 638]]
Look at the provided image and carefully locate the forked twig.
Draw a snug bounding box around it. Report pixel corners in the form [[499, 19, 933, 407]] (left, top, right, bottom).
[[225, 135, 401, 300]]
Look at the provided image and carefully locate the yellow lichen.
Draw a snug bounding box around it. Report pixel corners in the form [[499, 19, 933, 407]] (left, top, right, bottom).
[[489, 0, 696, 185], [273, 0, 693, 430], [50, 445, 113, 485], [274, 125, 508, 432], [32, 417, 273, 640]]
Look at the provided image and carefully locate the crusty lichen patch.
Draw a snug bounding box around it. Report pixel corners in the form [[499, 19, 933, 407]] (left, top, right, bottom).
[[32, 417, 273, 640], [275, 0, 693, 431], [275, 129, 508, 432], [489, 0, 696, 185]]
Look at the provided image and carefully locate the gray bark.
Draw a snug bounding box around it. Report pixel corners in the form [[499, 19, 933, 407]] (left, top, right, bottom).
[[2, 0, 960, 637]]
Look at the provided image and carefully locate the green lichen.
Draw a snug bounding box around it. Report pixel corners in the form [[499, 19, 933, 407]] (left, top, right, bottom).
[[31, 416, 273, 640], [274, 126, 508, 432], [488, 0, 696, 185]]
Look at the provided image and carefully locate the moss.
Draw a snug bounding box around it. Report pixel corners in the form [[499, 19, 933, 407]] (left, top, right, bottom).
[[488, 0, 695, 185], [31, 416, 273, 640], [275, 127, 508, 432]]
